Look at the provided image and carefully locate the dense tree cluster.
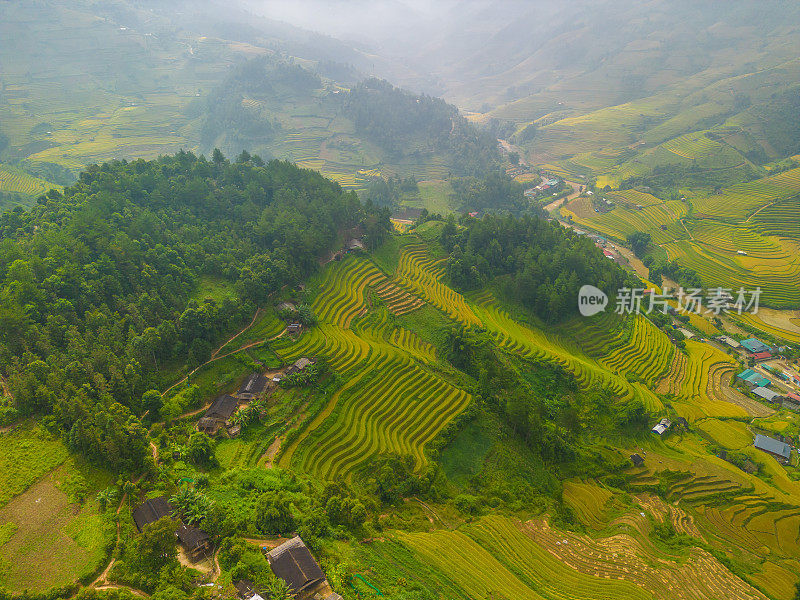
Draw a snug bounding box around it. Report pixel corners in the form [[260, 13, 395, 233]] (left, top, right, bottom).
[[442, 214, 632, 322], [198, 57, 320, 153], [450, 171, 535, 214], [0, 151, 387, 472], [344, 78, 499, 175]]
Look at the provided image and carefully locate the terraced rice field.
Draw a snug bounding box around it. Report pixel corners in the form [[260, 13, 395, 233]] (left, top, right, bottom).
[[563, 481, 613, 530], [575, 315, 675, 387], [398, 516, 652, 600], [472, 297, 662, 411], [271, 253, 471, 479], [399, 514, 768, 600], [662, 237, 800, 308], [695, 418, 753, 450], [736, 310, 800, 344], [692, 167, 800, 220], [563, 190, 688, 244], [668, 341, 747, 422], [749, 196, 800, 239], [0, 163, 58, 197], [523, 517, 768, 600], [395, 244, 482, 327]]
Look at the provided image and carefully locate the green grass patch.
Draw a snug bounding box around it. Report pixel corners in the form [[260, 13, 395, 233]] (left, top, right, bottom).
[[191, 275, 237, 304], [0, 421, 69, 508], [439, 417, 493, 487]]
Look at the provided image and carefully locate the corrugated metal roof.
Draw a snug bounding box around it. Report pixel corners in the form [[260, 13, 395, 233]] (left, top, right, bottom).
[[754, 434, 791, 459], [752, 387, 781, 401]]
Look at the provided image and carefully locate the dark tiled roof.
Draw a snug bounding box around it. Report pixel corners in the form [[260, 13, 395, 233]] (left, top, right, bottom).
[[238, 374, 268, 395], [235, 580, 255, 599], [267, 536, 325, 593], [176, 524, 210, 550], [205, 394, 238, 420], [132, 496, 172, 532]]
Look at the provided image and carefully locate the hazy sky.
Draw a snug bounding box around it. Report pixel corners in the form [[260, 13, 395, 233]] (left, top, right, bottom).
[[242, 0, 472, 51]]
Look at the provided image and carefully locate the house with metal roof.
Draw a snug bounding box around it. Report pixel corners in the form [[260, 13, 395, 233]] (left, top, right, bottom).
[[753, 433, 791, 463], [741, 338, 770, 354], [737, 369, 771, 388], [749, 351, 772, 362], [752, 387, 782, 402], [717, 335, 741, 348], [651, 418, 671, 435]]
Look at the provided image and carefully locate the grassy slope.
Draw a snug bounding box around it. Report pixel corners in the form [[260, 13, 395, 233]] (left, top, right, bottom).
[[0, 422, 114, 593]]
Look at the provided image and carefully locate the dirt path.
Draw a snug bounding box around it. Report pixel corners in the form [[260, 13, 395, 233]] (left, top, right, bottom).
[[243, 536, 292, 550], [544, 180, 582, 213], [262, 436, 284, 468], [211, 308, 262, 360], [162, 329, 286, 397], [89, 473, 146, 593], [94, 584, 150, 598], [407, 497, 445, 526], [746, 200, 778, 223]]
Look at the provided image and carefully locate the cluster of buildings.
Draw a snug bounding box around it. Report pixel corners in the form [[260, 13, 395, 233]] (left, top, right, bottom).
[[524, 177, 562, 199], [197, 372, 269, 437], [195, 357, 316, 437], [133, 497, 342, 600], [133, 496, 211, 561]]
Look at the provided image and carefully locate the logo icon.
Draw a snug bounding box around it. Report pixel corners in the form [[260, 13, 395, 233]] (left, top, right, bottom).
[[578, 285, 608, 316]]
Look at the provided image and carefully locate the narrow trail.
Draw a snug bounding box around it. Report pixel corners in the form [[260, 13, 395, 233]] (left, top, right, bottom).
[[746, 200, 777, 223], [211, 308, 263, 360], [544, 180, 582, 213], [88, 473, 148, 596], [161, 328, 286, 397]]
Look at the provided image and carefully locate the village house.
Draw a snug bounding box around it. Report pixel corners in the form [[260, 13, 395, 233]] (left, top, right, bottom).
[[345, 238, 365, 253], [198, 394, 239, 435], [753, 434, 792, 464], [285, 357, 315, 377], [736, 369, 772, 389], [276, 301, 297, 313], [132, 496, 172, 532], [749, 351, 772, 363], [234, 579, 264, 600], [630, 453, 644, 467], [752, 386, 782, 402], [176, 523, 212, 560], [741, 338, 771, 354], [287, 322, 303, 335], [237, 373, 268, 401], [266, 536, 342, 600], [132, 497, 211, 561], [717, 335, 741, 349], [651, 418, 671, 435]]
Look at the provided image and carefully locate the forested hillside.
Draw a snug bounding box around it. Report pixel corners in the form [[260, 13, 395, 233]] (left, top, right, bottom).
[[0, 152, 387, 470]]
